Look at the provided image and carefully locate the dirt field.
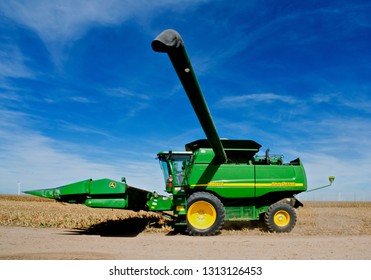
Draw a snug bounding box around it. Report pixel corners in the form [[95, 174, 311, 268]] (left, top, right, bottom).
[[0, 195, 370, 260]]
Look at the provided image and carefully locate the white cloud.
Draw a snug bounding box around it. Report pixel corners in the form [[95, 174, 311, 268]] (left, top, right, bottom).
[[282, 115, 371, 200], [312, 92, 371, 114], [105, 87, 150, 100], [1, 1, 131, 44], [0, 0, 209, 75], [298, 150, 371, 201], [0, 0, 206, 45], [0, 108, 164, 194], [218, 93, 297, 106], [69, 96, 95, 103], [0, 44, 34, 80]]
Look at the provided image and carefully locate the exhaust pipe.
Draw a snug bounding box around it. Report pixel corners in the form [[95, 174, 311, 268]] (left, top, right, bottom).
[[152, 29, 227, 163]]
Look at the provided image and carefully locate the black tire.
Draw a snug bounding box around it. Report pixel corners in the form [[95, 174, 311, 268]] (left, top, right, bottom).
[[264, 202, 297, 233], [186, 192, 225, 236]]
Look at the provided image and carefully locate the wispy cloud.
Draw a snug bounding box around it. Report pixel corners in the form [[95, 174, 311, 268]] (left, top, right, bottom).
[[336, 94, 371, 114], [218, 93, 298, 107], [1, 1, 134, 44], [0, 0, 207, 46], [105, 87, 150, 100], [103, 88, 151, 118], [0, 0, 208, 70], [312, 91, 371, 114], [0, 44, 34, 80], [59, 121, 111, 138], [69, 96, 95, 103], [298, 147, 371, 201], [0, 108, 164, 194]]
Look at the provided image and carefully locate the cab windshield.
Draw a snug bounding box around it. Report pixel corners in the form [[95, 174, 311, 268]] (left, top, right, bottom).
[[158, 153, 192, 187]]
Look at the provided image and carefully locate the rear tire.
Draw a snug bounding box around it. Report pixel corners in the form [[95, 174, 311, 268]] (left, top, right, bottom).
[[264, 202, 296, 233], [186, 192, 225, 236]]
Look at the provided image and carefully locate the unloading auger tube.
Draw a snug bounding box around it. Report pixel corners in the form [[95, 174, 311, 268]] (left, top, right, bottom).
[[152, 29, 228, 164]]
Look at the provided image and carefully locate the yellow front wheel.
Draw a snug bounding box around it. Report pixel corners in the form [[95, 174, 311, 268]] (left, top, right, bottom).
[[273, 210, 291, 227], [264, 202, 297, 233], [188, 201, 217, 230], [186, 192, 225, 236]]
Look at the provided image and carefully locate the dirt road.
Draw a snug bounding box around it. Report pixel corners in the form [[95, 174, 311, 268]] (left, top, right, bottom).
[[0, 198, 370, 260], [0, 226, 369, 260]]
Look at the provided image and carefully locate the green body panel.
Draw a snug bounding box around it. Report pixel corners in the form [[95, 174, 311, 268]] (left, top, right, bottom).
[[255, 164, 307, 197], [85, 198, 127, 208], [172, 195, 187, 216], [147, 195, 173, 211], [187, 162, 256, 198], [89, 179, 127, 195], [183, 148, 307, 199], [224, 205, 269, 221]]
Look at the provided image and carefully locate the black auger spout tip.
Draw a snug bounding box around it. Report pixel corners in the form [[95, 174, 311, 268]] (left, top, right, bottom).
[[151, 29, 184, 53]]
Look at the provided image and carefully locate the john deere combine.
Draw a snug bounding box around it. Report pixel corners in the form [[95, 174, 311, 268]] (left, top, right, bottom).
[[25, 29, 333, 236]]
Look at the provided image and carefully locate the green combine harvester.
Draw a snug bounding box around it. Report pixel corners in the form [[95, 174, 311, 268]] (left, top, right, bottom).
[[25, 29, 334, 236]]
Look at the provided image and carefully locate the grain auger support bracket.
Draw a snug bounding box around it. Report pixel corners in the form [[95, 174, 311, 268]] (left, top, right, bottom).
[[306, 176, 335, 193]]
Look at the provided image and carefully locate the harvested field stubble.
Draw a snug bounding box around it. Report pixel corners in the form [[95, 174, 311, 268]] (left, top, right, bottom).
[[1, 195, 370, 236], [0, 195, 169, 232], [295, 201, 371, 236]]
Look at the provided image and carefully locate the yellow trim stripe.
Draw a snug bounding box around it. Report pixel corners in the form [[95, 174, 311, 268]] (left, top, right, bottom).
[[192, 182, 304, 187]]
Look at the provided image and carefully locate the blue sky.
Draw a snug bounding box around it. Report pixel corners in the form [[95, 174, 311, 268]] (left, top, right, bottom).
[[1, 0, 370, 200]]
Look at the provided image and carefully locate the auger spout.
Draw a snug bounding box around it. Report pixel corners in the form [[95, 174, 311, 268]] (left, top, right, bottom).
[[152, 29, 228, 164]]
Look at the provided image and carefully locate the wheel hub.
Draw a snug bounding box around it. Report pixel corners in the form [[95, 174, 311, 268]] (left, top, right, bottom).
[[187, 201, 216, 230], [274, 210, 290, 227]]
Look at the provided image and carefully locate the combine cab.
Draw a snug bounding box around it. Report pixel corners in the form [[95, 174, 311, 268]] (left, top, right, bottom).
[[25, 29, 333, 236]]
